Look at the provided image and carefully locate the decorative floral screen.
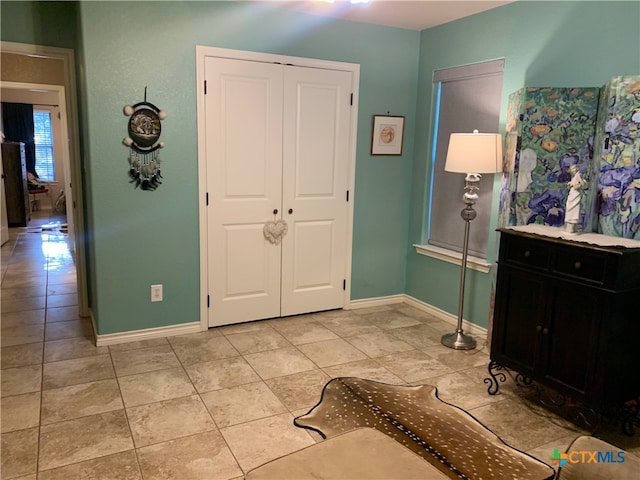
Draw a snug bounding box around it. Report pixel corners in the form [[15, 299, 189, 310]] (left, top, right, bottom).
[[499, 76, 640, 240]]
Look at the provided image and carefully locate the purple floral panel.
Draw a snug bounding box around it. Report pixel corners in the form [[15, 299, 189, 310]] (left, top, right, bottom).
[[498, 90, 523, 228], [499, 87, 599, 231], [595, 76, 640, 239]]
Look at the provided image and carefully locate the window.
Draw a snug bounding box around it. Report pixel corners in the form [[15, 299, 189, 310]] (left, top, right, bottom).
[[427, 60, 504, 260], [33, 109, 55, 181]]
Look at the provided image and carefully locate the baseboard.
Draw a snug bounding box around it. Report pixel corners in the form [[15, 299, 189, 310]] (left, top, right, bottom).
[[347, 294, 405, 310], [92, 294, 486, 346], [402, 295, 488, 336], [348, 294, 487, 337], [95, 321, 202, 347], [88, 309, 98, 344]]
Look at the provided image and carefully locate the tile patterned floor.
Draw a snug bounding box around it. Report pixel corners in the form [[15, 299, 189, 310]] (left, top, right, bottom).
[[2, 211, 639, 479]]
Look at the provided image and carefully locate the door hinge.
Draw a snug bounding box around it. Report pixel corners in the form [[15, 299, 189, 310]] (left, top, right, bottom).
[[204, 80, 207, 95], [206, 192, 209, 205], [207, 295, 210, 308], [350, 93, 353, 106], [346, 190, 349, 202], [343, 279, 346, 290]]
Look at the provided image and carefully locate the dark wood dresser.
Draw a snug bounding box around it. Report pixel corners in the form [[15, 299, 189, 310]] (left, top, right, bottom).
[[1, 142, 30, 227], [490, 226, 640, 410]]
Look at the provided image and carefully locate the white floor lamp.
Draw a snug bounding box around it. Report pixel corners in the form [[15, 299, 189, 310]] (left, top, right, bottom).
[[441, 130, 502, 350]]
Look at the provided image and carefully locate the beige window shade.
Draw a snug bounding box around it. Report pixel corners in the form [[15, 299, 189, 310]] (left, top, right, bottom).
[[429, 60, 504, 257]]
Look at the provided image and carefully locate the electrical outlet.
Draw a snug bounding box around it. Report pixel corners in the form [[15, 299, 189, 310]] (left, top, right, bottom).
[[151, 284, 163, 302]]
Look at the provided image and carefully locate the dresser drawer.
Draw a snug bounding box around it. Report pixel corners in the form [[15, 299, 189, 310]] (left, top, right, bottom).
[[553, 246, 607, 284], [501, 236, 551, 270]]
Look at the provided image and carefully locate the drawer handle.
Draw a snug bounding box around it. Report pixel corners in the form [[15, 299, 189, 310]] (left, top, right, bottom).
[[524, 250, 531, 258], [574, 261, 582, 270], [536, 325, 549, 335]]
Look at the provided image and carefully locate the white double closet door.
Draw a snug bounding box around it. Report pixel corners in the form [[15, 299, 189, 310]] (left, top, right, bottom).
[[204, 55, 353, 327]]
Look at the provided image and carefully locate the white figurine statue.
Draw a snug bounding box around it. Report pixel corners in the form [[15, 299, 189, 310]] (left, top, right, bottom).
[[565, 164, 586, 233]]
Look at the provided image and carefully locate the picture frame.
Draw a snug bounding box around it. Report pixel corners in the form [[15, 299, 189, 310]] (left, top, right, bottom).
[[371, 115, 405, 156]]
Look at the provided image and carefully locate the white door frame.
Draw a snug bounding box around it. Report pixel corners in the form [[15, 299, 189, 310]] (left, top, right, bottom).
[[1, 41, 89, 318], [196, 46, 360, 331]]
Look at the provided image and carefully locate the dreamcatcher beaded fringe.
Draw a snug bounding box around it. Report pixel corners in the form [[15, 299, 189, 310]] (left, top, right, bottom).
[[123, 88, 167, 190]]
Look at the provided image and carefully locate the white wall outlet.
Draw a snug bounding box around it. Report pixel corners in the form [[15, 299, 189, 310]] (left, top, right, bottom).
[[151, 284, 163, 302]]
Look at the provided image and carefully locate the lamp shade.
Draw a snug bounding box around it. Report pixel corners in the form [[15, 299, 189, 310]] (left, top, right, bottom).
[[444, 130, 502, 174]]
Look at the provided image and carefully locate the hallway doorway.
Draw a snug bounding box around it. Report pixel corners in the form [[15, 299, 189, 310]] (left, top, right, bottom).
[[1, 41, 88, 319]]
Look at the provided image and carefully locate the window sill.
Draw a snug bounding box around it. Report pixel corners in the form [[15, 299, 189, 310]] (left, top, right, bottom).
[[413, 244, 492, 274]]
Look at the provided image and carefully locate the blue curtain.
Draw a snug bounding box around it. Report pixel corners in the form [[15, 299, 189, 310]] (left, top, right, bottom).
[[2, 102, 37, 177]]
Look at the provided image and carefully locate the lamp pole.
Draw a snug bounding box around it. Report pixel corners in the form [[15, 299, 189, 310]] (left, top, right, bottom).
[[441, 173, 480, 350]]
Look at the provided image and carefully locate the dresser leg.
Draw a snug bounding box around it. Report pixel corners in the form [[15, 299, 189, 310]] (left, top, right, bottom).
[[485, 360, 507, 395]]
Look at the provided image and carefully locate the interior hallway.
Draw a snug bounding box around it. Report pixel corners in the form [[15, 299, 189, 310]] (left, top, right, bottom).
[[1, 210, 639, 479]]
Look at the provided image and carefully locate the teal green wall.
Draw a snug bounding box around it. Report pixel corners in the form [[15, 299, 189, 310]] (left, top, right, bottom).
[[4, 1, 638, 335], [76, 1, 418, 334], [407, 1, 640, 328], [0, 1, 77, 49]]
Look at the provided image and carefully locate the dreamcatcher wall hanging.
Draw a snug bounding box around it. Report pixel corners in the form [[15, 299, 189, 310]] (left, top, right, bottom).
[[123, 88, 167, 190]]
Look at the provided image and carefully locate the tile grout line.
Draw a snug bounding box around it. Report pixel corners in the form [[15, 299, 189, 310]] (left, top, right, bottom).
[[167, 333, 249, 477], [107, 343, 146, 480], [35, 230, 48, 477]]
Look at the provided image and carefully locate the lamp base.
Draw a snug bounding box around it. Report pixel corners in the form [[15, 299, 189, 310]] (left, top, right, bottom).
[[441, 331, 477, 350]]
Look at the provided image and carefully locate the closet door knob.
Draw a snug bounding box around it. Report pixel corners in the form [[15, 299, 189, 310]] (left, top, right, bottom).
[[288, 208, 293, 214], [273, 209, 278, 215]]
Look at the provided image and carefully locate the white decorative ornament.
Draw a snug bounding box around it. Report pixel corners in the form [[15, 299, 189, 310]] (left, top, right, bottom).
[[263, 219, 288, 245]]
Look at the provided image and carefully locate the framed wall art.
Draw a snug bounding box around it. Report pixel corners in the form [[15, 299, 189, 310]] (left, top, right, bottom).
[[371, 115, 405, 156]]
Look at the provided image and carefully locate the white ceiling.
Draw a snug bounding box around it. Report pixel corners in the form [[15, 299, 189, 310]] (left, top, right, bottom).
[[253, 1, 514, 31]]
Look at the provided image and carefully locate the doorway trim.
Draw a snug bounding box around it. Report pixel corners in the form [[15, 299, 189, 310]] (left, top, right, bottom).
[[1, 41, 89, 318], [195, 45, 360, 331]]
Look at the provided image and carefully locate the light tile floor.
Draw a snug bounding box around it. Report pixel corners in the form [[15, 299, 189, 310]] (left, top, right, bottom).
[[2, 211, 639, 479]]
